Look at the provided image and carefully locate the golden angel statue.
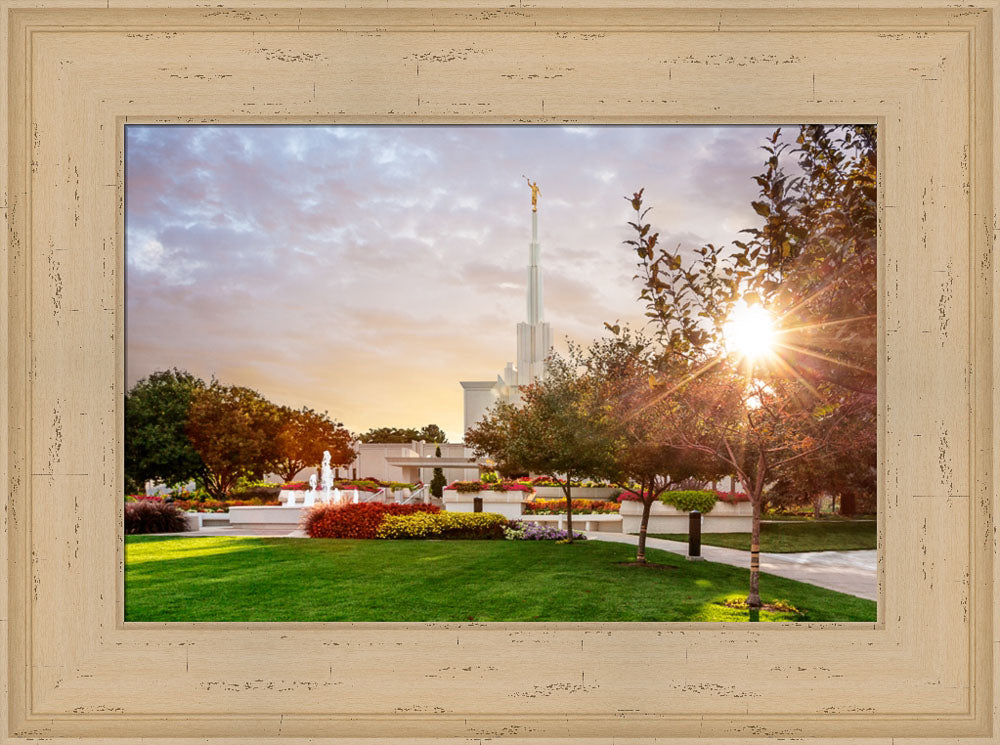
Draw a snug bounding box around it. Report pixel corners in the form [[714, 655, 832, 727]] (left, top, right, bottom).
[[523, 176, 540, 212]]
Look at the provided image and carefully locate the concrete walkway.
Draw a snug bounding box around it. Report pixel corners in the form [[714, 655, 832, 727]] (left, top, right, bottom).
[[583, 531, 877, 601]]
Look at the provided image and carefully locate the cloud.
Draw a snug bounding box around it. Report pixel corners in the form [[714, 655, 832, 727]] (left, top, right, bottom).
[[126, 123, 785, 440]]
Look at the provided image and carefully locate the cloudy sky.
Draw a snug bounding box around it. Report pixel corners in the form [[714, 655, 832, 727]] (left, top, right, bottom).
[[125, 124, 781, 441]]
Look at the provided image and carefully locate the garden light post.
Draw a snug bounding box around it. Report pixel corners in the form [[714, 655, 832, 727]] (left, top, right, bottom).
[[687, 510, 704, 561]]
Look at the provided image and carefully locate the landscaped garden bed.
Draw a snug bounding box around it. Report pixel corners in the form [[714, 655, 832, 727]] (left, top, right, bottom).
[[124, 535, 877, 623], [523, 499, 620, 515], [619, 490, 753, 534]]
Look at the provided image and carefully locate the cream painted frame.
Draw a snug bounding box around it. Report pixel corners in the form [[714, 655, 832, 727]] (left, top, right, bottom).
[[1, 1, 997, 742]]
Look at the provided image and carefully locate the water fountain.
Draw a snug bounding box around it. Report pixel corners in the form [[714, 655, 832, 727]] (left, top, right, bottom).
[[320, 450, 335, 502]]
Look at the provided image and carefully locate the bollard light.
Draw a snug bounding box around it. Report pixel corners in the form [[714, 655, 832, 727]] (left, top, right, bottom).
[[687, 509, 704, 561]]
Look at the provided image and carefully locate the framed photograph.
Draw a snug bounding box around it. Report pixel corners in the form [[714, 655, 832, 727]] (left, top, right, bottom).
[[1, 1, 997, 742]]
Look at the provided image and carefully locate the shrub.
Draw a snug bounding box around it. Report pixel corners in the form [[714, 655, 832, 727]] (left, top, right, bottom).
[[386, 481, 418, 490], [661, 490, 717, 513], [303, 502, 439, 539], [504, 520, 587, 541], [524, 499, 620, 514], [430, 468, 447, 498], [124, 501, 189, 534], [376, 511, 507, 540], [281, 481, 310, 491], [450, 481, 483, 493], [716, 490, 750, 503], [230, 485, 281, 501], [172, 498, 280, 512], [446, 481, 533, 494]]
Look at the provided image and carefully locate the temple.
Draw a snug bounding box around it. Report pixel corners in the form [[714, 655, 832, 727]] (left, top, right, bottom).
[[460, 188, 552, 437]]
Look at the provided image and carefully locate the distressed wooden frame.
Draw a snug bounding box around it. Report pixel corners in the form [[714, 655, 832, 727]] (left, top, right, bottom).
[[1, 1, 998, 742]]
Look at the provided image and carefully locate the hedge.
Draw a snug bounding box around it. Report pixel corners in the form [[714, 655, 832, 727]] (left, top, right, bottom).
[[303, 502, 439, 539], [376, 511, 508, 540], [660, 490, 717, 513]]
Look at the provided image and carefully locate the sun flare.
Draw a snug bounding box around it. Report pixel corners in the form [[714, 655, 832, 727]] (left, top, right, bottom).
[[723, 302, 777, 362]]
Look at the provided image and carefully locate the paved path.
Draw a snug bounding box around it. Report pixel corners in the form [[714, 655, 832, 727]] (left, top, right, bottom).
[[583, 531, 877, 601]]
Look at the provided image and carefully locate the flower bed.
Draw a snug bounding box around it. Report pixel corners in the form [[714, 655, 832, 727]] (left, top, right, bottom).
[[503, 520, 587, 541], [376, 511, 507, 540], [524, 499, 620, 515], [303, 502, 439, 539], [518, 476, 613, 489], [171, 498, 281, 512], [281, 478, 411, 492], [618, 489, 738, 512], [444, 481, 533, 494]]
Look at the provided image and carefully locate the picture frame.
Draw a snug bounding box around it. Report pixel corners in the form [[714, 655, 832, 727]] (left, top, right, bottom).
[[1, 1, 997, 742]]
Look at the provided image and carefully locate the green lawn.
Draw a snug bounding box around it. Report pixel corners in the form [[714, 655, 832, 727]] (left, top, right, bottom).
[[125, 536, 875, 623], [652, 519, 877, 553]]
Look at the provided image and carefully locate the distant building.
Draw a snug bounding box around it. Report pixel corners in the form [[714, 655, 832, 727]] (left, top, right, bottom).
[[460, 203, 552, 437], [350, 440, 479, 484]]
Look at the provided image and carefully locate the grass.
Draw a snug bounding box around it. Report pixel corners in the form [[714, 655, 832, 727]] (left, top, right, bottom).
[[125, 536, 875, 623], [652, 519, 877, 553]]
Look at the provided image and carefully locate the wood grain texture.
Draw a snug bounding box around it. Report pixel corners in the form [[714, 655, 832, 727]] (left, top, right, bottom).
[[0, 1, 997, 742]]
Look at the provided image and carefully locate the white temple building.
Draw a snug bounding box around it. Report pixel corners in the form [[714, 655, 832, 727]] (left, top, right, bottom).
[[460, 195, 553, 437]]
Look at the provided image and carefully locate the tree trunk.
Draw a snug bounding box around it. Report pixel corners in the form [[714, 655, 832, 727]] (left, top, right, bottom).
[[278, 462, 300, 484], [636, 497, 653, 563], [839, 492, 857, 517], [563, 481, 574, 543], [812, 493, 822, 520], [747, 493, 762, 609]]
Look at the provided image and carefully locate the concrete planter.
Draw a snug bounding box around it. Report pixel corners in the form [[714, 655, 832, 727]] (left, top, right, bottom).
[[522, 513, 623, 533], [228, 505, 307, 527], [442, 491, 527, 520], [619, 499, 752, 534], [531, 486, 618, 500], [183, 511, 231, 531]]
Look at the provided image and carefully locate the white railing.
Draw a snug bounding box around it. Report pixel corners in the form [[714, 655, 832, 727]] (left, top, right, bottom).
[[400, 485, 429, 504], [363, 488, 387, 503]]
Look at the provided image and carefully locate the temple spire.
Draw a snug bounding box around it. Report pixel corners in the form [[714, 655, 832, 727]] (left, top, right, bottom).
[[516, 186, 552, 388]]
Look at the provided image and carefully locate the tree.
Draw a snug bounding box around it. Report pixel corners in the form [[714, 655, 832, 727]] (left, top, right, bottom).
[[185, 382, 283, 498], [429, 445, 447, 498], [466, 356, 618, 542], [271, 406, 356, 483], [569, 330, 723, 563], [617, 125, 876, 607], [124, 368, 206, 493], [418, 424, 448, 444], [359, 424, 448, 444], [660, 369, 854, 607]]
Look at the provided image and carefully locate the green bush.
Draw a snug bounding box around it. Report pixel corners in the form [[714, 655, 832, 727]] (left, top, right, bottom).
[[376, 511, 507, 540], [230, 485, 281, 501], [660, 490, 717, 514], [430, 468, 447, 498]]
